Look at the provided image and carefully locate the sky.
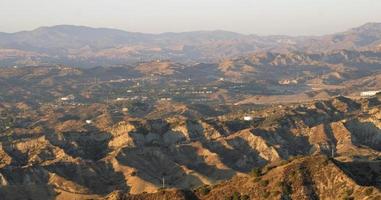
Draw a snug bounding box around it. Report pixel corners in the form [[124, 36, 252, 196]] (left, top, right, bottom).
[[0, 0, 381, 35]]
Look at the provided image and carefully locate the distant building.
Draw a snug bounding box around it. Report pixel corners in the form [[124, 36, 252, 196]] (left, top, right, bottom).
[[279, 79, 298, 85], [243, 116, 253, 121], [116, 97, 128, 101], [360, 90, 381, 97], [60, 94, 75, 101]]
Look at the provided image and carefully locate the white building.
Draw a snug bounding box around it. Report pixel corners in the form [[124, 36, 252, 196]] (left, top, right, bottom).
[[243, 116, 253, 121], [60, 94, 75, 101], [279, 79, 298, 85], [160, 97, 172, 101], [360, 90, 380, 97], [116, 97, 128, 101]]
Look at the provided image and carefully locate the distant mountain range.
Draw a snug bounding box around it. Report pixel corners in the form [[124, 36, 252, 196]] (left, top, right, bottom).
[[0, 23, 381, 67]]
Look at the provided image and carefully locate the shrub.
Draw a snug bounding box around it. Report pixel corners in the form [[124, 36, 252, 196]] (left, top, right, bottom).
[[259, 180, 269, 187], [364, 188, 373, 196], [281, 182, 292, 195], [279, 160, 290, 165], [135, 126, 149, 135], [345, 188, 353, 196], [198, 185, 211, 196], [253, 177, 261, 183], [241, 195, 250, 200], [276, 181, 283, 187], [273, 191, 281, 196], [343, 196, 354, 200], [288, 155, 303, 161], [232, 191, 240, 200], [250, 167, 262, 177], [263, 165, 276, 173], [262, 191, 270, 198]]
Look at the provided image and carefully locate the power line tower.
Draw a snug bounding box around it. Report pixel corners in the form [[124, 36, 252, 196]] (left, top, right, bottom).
[[161, 172, 167, 189], [330, 143, 335, 158]]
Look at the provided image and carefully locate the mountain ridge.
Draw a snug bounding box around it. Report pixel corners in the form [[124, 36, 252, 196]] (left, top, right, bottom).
[[2, 22, 381, 37], [1, 23, 381, 67]]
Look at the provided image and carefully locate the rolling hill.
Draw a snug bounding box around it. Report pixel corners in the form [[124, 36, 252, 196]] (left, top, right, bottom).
[[1, 23, 381, 67]]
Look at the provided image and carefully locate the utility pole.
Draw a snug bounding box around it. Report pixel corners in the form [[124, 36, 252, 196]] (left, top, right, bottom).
[[330, 143, 335, 158], [162, 176, 165, 189]]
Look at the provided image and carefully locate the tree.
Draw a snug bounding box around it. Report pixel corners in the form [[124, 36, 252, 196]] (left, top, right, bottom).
[[250, 167, 262, 177], [232, 192, 240, 200]]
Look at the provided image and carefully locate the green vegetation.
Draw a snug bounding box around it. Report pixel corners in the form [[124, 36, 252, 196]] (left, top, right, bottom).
[[253, 177, 261, 183], [250, 167, 262, 177], [345, 188, 354, 196], [259, 179, 269, 187], [364, 188, 373, 196], [261, 191, 270, 198], [135, 126, 149, 135], [343, 196, 354, 200], [232, 191, 240, 200], [225, 192, 250, 200], [240, 195, 250, 200], [224, 120, 251, 132], [280, 181, 292, 196], [273, 191, 281, 196], [288, 155, 303, 161], [197, 185, 211, 196]]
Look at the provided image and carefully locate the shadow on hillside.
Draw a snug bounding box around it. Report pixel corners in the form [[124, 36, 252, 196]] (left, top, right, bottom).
[[0, 166, 58, 200], [291, 100, 349, 128], [344, 119, 381, 152], [187, 119, 268, 172], [45, 125, 112, 161], [299, 164, 319, 200], [0, 131, 44, 144], [252, 127, 312, 159], [116, 147, 205, 189], [317, 123, 338, 157], [0, 122, 129, 197], [169, 144, 236, 180], [333, 159, 381, 190], [2, 145, 30, 167], [44, 161, 129, 195], [345, 119, 381, 151], [40, 124, 130, 195], [115, 118, 252, 189]]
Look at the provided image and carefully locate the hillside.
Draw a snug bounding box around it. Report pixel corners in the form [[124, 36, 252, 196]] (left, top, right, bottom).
[[109, 155, 381, 200], [1, 23, 381, 66], [1, 94, 381, 199], [1, 50, 381, 106]]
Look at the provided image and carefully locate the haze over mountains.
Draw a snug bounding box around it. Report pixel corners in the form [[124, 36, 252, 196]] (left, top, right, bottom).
[[1, 21, 381, 200], [0, 23, 381, 67]]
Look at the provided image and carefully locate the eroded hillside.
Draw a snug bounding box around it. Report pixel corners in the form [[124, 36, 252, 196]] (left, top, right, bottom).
[[1, 94, 381, 199]]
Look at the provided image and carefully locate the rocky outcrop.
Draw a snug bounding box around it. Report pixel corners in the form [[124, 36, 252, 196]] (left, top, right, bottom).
[[1, 97, 381, 199]]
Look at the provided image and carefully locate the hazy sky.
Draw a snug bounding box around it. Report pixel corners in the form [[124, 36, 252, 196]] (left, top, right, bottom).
[[0, 0, 381, 35]]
